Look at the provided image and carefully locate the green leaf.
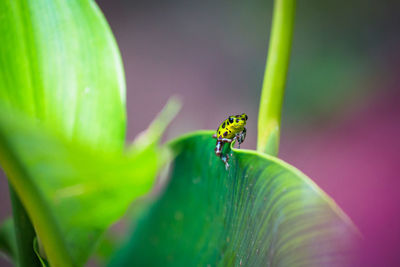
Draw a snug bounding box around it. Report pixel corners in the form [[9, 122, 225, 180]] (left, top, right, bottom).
[[110, 132, 359, 266], [1, 0, 128, 266], [0, 218, 17, 262], [0, 99, 179, 266], [0, 0, 126, 152]]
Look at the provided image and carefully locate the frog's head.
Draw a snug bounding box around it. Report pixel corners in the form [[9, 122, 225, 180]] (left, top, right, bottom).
[[228, 113, 248, 129]]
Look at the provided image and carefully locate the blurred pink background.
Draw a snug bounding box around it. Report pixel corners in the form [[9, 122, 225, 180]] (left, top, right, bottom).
[[1, 1, 399, 266]]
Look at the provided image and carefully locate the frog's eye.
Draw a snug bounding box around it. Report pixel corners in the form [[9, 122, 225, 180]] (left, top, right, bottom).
[[245, 115, 248, 121], [229, 117, 234, 123]]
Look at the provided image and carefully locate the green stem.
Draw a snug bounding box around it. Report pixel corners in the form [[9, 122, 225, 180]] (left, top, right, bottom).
[[257, 0, 296, 156], [9, 185, 41, 267]]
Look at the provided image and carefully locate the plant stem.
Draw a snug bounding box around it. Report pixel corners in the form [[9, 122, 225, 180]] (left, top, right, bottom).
[[9, 185, 41, 267], [257, 0, 296, 156], [0, 143, 74, 267]]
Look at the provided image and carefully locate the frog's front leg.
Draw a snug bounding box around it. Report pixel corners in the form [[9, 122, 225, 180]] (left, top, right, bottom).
[[236, 127, 247, 149], [241, 127, 247, 143]]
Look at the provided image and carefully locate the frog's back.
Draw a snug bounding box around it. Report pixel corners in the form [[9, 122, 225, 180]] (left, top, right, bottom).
[[215, 114, 247, 139], [216, 118, 235, 139]]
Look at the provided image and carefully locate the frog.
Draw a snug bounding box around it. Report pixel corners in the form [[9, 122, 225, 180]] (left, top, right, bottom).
[[212, 113, 248, 169]]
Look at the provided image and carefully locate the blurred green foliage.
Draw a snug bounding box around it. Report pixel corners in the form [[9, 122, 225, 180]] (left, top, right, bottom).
[[0, 0, 176, 266]]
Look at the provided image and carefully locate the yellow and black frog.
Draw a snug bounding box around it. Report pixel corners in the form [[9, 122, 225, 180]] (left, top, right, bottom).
[[212, 113, 248, 169]]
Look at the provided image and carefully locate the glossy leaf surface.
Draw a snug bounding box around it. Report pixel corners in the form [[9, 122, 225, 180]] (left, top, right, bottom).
[[0, 0, 129, 265], [0, 0, 126, 151], [110, 131, 359, 267]]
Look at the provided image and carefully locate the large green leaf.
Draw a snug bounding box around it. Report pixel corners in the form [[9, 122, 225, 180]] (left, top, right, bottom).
[[110, 131, 359, 266], [0, 100, 178, 266], [0, 0, 125, 151], [0, 0, 129, 266]]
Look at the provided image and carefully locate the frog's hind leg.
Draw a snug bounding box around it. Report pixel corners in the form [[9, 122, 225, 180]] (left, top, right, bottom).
[[215, 140, 230, 170], [219, 138, 233, 143], [220, 153, 230, 170]]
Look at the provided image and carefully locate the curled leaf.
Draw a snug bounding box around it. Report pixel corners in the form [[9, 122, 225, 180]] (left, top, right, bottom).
[[110, 132, 359, 266]]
